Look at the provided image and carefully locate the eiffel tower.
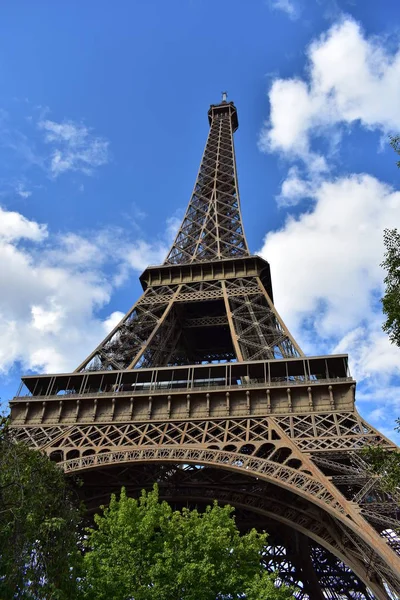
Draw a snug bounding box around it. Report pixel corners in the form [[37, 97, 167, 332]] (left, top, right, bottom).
[[9, 96, 400, 598]]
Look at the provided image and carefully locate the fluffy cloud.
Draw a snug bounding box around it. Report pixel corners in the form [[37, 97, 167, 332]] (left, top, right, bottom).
[[124, 240, 169, 272], [0, 205, 173, 375], [0, 206, 47, 242], [39, 119, 109, 177], [276, 166, 314, 206], [0, 107, 108, 182], [258, 17, 400, 439], [0, 221, 111, 374], [259, 18, 400, 167], [260, 173, 400, 351], [102, 311, 125, 334], [258, 174, 400, 437]]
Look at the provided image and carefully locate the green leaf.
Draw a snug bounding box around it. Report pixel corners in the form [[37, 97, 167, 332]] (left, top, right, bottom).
[[80, 484, 294, 600], [0, 419, 82, 600]]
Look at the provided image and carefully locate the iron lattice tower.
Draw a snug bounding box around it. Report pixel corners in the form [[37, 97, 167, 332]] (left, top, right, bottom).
[[9, 98, 400, 599]]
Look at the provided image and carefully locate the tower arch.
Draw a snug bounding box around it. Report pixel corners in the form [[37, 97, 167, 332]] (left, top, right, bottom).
[[68, 458, 389, 599]]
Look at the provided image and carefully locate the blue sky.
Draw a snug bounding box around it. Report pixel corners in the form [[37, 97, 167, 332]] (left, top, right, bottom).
[[1, 0, 400, 441]]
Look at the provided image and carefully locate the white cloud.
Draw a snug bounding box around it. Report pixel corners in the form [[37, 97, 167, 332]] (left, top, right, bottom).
[[102, 311, 125, 334], [38, 119, 109, 177], [0, 108, 107, 179], [257, 17, 400, 440], [31, 302, 64, 333], [260, 174, 400, 340], [0, 206, 176, 375], [0, 229, 111, 374], [260, 18, 400, 167], [46, 232, 102, 267], [47, 226, 173, 287], [258, 173, 400, 437], [277, 166, 314, 206], [268, 0, 299, 20], [356, 383, 400, 429], [0, 205, 47, 242], [165, 215, 181, 243], [124, 239, 169, 272], [109, 215, 179, 278], [368, 407, 386, 422]]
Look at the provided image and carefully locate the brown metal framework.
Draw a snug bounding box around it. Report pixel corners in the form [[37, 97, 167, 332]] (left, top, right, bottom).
[[9, 97, 400, 598], [165, 101, 248, 264]]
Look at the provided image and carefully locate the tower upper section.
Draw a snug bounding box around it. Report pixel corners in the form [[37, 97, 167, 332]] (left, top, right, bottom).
[[164, 98, 249, 265], [207, 99, 239, 132]]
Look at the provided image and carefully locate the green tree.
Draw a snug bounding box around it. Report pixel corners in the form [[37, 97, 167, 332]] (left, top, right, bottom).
[[381, 228, 400, 348], [363, 419, 400, 496], [0, 416, 82, 600], [381, 137, 400, 347], [362, 139, 400, 503], [81, 485, 294, 600], [390, 135, 400, 168], [363, 445, 400, 493]]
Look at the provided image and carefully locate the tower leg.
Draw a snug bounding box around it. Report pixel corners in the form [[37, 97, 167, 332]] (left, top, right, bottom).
[[291, 532, 326, 599]]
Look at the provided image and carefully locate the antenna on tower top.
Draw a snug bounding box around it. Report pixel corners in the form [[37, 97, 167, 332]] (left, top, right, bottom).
[[221, 91, 228, 103]]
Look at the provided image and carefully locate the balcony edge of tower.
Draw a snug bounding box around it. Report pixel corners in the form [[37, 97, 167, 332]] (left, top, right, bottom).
[[208, 101, 239, 132], [139, 254, 274, 301]]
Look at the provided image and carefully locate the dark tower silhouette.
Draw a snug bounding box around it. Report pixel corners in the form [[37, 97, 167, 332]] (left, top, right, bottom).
[[10, 96, 400, 599]]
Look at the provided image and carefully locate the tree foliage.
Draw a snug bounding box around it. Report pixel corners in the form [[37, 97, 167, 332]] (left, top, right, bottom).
[[363, 140, 400, 509], [363, 416, 400, 496], [381, 228, 400, 348], [80, 485, 294, 600], [363, 444, 400, 495], [0, 417, 82, 599], [390, 135, 400, 169], [381, 135, 400, 347], [0, 417, 294, 599]]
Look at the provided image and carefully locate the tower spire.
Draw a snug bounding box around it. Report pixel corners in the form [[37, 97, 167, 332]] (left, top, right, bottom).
[[164, 98, 248, 264]]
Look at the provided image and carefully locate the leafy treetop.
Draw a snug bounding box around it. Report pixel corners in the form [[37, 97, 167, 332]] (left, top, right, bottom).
[[0, 416, 82, 600], [81, 484, 294, 600], [381, 228, 400, 348]]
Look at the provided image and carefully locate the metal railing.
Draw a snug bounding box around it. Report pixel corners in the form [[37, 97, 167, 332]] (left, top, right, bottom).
[[13, 376, 354, 402]]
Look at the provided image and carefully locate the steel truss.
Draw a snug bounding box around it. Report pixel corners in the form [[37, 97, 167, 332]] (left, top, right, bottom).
[[9, 97, 400, 598], [75, 275, 301, 372], [165, 101, 248, 264]]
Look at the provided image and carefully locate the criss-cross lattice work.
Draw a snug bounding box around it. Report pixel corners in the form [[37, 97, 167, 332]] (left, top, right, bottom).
[[9, 98, 400, 599], [165, 101, 249, 264], [72, 98, 300, 372], [75, 276, 301, 372], [11, 411, 400, 597]]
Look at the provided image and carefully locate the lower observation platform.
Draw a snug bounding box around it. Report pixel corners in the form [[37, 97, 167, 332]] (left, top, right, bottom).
[[10, 355, 355, 425]]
